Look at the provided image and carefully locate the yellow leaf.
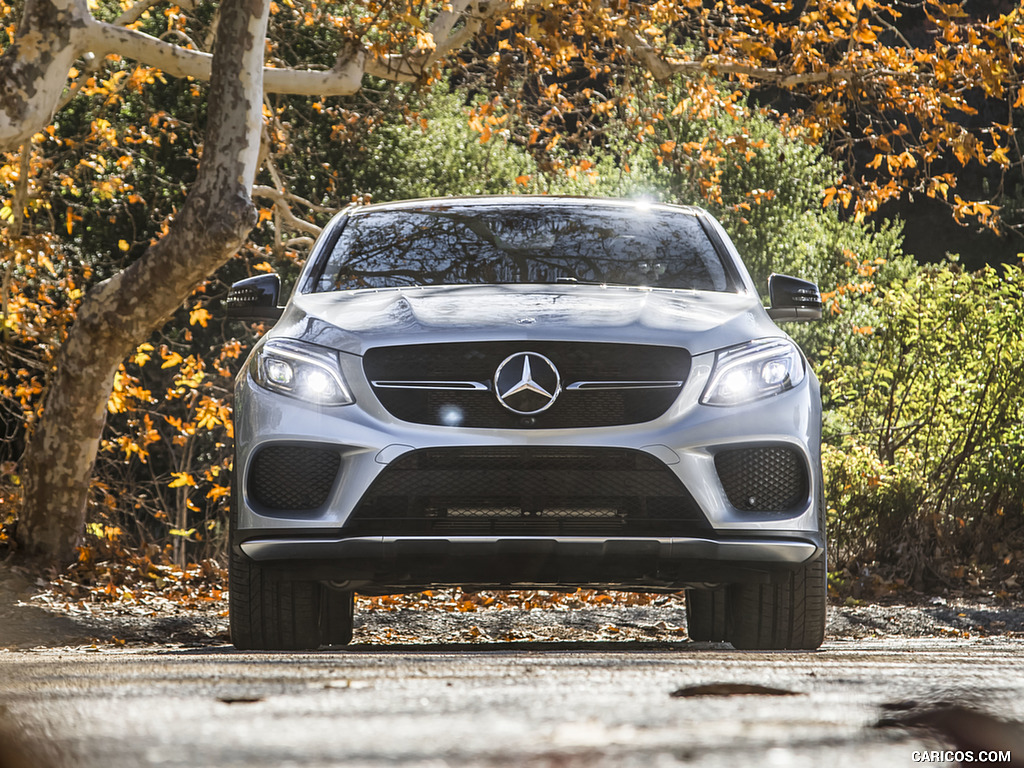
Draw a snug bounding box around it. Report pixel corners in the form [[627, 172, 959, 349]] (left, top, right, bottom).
[[108, 371, 127, 413], [133, 342, 154, 367], [161, 351, 183, 369], [118, 239, 130, 252], [195, 408, 222, 430], [169, 472, 195, 488], [990, 146, 1011, 166]]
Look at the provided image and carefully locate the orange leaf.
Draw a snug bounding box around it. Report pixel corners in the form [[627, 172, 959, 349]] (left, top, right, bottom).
[[206, 485, 231, 501], [189, 307, 211, 328], [851, 26, 877, 44]]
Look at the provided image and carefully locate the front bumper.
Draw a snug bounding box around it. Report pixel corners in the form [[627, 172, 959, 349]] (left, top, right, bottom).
[[239, 535, 821, 591], [233, 347, 824, 589]]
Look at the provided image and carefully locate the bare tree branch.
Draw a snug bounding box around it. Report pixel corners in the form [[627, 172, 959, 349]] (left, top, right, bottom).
[[1, 0, 528, 149], [252, 186, 324, 237], [113, 0, 166, 27], [424, 0, 477, 66], [88, 22, 368, 96], [617, 24, 920, 89], [364, 0, 528, 83]]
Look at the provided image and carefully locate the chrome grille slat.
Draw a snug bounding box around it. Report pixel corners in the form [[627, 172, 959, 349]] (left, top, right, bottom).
[[372, 380, 490, 391], [565, 380, 683, 390]]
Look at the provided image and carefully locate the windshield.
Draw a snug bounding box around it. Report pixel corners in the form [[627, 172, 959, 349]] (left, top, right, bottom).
[[311, 204, 734, 293]]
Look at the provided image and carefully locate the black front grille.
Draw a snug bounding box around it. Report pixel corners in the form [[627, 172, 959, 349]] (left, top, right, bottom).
[[247, 444, 341, 511], [364, 341, 689, 429], [714, 446, 808, 513], [345, 447, 709, 536]]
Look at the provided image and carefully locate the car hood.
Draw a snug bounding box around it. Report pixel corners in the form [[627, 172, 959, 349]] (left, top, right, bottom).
[[271, 284, 782, 356]]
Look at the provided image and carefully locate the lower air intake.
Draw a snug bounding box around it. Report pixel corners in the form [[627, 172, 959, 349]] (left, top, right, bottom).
[[247, 444, 341, 511], [714, 446, 809, 513], [344, 446, 709, 536]]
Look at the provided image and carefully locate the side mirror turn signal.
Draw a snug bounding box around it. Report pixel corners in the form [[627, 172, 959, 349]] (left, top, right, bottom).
[[225, 274, 284, 322], [766, 274, 822, 323]]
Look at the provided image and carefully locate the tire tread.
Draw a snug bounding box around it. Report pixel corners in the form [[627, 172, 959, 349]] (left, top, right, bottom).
[[685, 588, 728, 642], [228, 484, 323, 651], [727, 554, 826, 650]]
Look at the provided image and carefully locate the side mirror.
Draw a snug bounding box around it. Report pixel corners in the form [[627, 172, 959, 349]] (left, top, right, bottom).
[[225, 274, 284, 322], [766, 274, 822, 322]]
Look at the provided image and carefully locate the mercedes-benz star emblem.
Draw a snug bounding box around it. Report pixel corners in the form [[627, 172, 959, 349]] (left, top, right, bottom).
[[494, 352, 562, 415]]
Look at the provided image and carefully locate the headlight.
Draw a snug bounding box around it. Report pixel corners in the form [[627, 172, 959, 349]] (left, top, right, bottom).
[[250, 339, 353, 406], [701, 339, 805, 406]]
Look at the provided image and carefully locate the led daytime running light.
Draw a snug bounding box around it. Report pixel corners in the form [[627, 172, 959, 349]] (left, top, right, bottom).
[[252, 340, 353, 405], [702, 340, 805, 406]]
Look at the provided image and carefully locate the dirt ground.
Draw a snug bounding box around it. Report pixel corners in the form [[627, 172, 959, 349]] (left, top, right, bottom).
[[3, 565, 1024, 650]]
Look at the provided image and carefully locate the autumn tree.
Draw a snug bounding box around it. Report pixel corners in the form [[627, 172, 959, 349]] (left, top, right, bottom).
[[3, 0, 1024, 567]]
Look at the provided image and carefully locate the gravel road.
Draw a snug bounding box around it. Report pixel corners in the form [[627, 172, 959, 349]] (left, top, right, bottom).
[[3, 639, 1024, 768], [3, 567, 1024, 768]]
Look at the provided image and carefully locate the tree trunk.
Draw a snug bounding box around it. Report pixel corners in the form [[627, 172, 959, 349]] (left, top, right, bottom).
[[0, 0, 90, 148], [15, 0, 270, 568]]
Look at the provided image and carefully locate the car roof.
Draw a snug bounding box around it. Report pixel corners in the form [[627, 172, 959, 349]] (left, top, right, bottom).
[[341, 195, 707, 217]]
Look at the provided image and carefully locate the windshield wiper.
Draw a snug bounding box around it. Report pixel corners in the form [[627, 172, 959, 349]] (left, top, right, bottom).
[[550, 276, 651, 288]]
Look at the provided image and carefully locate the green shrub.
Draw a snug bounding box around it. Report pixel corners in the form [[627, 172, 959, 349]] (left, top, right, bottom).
[[818, 263, 1024, 582], [344, 90, 540, 200]]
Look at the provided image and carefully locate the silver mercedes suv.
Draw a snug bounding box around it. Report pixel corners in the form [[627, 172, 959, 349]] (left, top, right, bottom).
[[225, 196, 826, 651]]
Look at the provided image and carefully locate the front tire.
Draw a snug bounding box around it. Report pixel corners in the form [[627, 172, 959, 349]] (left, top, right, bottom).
[[229, 544, 323, 651], [685, 588, 728, 642], [320, 587, 355, 647], [726, 553, 827, 651], [228, 476, 349, 651]]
